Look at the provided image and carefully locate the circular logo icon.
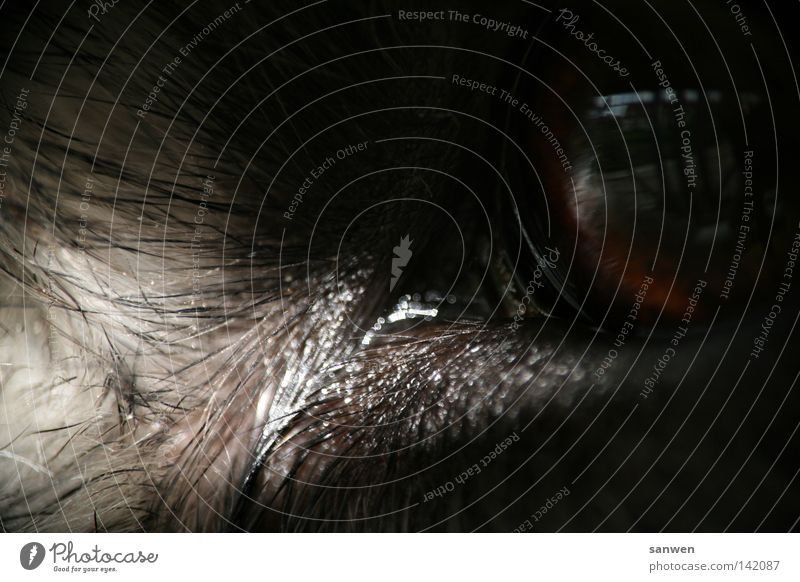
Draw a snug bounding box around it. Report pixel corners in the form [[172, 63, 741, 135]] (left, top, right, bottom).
[[20, 542, 46, 570]]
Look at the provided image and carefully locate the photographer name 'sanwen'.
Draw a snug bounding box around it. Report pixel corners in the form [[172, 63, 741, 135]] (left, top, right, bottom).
[[48, 541, 158, 567], [650, 545, 696, 554]]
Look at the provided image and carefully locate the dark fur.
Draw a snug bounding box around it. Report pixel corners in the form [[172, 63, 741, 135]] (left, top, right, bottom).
[[1, 0, 799, 532]]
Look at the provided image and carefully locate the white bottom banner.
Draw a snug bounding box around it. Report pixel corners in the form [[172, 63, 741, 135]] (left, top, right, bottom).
[[1, 533, 797, 581]]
